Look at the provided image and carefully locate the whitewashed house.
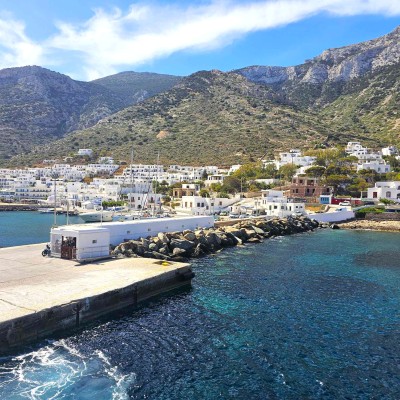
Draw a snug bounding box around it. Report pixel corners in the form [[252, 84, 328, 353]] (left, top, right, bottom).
[[260, 189, 305, 217], [179, 195, 237, 215], [205, 174, 226, 187], [381, 146, 399, 156], [77, 149, 93, 157], [367, 181, 400, 201], [357, 160, 391, 173]]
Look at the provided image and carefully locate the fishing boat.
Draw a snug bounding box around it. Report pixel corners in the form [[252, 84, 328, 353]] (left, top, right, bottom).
[[79, 208, 114, 223]]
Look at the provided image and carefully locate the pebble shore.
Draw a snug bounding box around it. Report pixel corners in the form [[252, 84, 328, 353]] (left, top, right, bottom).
[[338, 219, 400, 232]]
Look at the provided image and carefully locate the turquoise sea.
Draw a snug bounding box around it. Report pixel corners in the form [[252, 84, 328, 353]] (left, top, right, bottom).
[[0, 211, 82, 248], [0, 213, 400, 399]]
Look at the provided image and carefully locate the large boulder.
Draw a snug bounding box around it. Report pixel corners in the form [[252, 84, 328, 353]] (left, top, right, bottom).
[[172, 247, 187, 257], [169, 238, 196, 254], [251, 225, 265, 236], [225, 231, 242, 245], [183, 231, 196, 241], [158, 245, 170, 255], [192, 243, 210, 257], [158, 232, 170, 244], [148, 242, 159, 252], [205, 231, 222, 250]]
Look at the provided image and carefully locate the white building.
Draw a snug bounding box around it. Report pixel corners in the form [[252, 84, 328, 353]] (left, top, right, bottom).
[[179, 195, 237, 215], [381, 146, 399, 157], [205, 174, 226, 187], [77, 149, 93, 157], [260, 189, 305, 217], [228, 165, 241, 175], [367, 181, 400, 201], [345, 141, 368, 156], [357, 160, 391, 174]]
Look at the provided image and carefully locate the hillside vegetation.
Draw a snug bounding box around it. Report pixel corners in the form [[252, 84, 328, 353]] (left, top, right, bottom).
[[10, 70, 346, 166], [0, 67, 181, 161], [3, 26, 400, 166]]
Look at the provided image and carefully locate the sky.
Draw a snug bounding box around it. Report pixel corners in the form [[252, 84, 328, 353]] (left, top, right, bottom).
[[0, 0, 399, 81]]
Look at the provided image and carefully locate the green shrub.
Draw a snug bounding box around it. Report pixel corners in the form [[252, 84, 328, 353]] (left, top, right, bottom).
[[355, 207, 384, 218]]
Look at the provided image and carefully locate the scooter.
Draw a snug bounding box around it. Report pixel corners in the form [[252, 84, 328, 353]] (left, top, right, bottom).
[[42, 243, 51, 257]]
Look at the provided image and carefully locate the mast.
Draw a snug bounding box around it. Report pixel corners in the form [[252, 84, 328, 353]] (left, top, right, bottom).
[[130, 147, 134, 210], [153, 152, 160, 216]]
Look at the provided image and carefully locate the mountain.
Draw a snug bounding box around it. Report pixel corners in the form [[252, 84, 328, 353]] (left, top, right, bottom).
[[9, 70, 344, 166], [4, 26, 400, 167], [235, 26, 400, 107], [235, 26, 400, 143], [92, 71, 182, 107], [0, 66, 181, 161]]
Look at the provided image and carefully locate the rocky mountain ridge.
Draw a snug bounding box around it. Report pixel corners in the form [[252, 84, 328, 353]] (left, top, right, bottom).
[[236, 25, 400, 107], [0, 66, 181, 160]]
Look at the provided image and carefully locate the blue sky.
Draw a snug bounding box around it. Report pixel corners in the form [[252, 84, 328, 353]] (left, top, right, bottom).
[[0, 0, 399, 81]]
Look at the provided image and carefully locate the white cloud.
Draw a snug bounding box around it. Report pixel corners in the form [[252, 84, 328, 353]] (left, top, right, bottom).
[[2, 1, 400, 79], [0, 15, 45, 69]]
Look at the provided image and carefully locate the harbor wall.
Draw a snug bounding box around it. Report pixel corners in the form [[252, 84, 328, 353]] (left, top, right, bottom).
[[0, 264, 193, 354], [309, 210, 355, 223]]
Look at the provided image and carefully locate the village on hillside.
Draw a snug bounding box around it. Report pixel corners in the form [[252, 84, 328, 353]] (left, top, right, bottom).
[[0, 142, 399, 220]]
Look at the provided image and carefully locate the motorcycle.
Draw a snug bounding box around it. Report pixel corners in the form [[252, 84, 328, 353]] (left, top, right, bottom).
[[42, 243, 51, 257]]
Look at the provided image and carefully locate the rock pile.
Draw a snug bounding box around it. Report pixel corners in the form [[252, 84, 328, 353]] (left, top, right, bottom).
[[112, 216, 325, 262]]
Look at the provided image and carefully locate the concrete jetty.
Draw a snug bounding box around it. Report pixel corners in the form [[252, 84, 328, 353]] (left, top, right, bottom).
[[0, 243, 193, 354]]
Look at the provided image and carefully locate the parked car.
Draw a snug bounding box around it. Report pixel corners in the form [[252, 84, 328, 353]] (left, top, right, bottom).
[[229, 213, 239, 219], [339, 201, 351, 206], [363, 201, 375, 205]]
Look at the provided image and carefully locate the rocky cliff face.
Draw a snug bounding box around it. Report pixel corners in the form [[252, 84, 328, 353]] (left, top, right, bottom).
[[0, 67, 181, 160], [0, 66, 126, 159], [236, 25, 400, 106]]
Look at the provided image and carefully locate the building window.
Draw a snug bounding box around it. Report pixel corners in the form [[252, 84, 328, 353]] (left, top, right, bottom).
[[92, 240, 97, 244]]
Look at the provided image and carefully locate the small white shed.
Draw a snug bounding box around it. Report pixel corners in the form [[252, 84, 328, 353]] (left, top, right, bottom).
[[51, 225, 110, 261]]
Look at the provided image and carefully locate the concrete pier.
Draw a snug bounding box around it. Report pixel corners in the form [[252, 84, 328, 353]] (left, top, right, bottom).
[[0, 243, 193, 354]]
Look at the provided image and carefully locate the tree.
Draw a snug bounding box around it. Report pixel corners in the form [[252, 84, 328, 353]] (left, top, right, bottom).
[[199, 189, 210, 198], [210, 183, 222, 192], [220, 176, 241, 194], [324, 174, 351, 195], [232, 162, 262, 180], [278, 164, 298, 182], [346, 177, 369, 197], [305, 147, 345, 167], [305, 166, 326, 178], [201, 170, 209, 180]]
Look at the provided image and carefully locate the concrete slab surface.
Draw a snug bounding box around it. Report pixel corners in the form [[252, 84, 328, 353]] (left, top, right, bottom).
[[0, 243, 189, 323]]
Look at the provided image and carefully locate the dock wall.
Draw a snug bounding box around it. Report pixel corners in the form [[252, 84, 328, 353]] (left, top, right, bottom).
[[308, 210, 355, 223], [0, 264, 193, 354]]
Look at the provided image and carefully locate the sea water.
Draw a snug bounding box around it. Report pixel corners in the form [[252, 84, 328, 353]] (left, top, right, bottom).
[[0, 211, 82, 247], [0, 228, 400, 399]]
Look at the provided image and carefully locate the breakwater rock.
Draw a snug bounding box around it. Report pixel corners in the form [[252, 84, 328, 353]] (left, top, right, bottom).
[[112, 217, 324, 261]]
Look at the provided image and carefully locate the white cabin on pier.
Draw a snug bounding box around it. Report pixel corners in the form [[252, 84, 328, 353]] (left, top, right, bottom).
[[50, 216, 214, 262]]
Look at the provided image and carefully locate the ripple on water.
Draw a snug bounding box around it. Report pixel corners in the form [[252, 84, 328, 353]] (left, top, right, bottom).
[[1, 229, 400, 399]]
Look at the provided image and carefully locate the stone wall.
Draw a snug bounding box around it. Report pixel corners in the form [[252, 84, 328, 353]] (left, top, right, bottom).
[[365, 212, 400, 221]]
